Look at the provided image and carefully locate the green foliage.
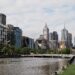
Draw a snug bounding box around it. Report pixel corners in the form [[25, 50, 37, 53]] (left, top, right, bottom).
[[15, 48, 22, 55], [2, 46, 8, 55], [33, 49, 49, 54], [21, 47, 31, 54], [1, 45, 16, 56], [60, 65, 75, 75], [30, 48, 37, 54], [0, 44, 71, 56], [60, 48, 70, 54], [0, 45, 32, 56]]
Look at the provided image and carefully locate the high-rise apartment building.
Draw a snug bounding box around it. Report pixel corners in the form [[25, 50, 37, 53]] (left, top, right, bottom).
[[49, 31, 58, 50], [68, 33, 72, 48], [0, 24, 7, 45], [0, 13, 6, 25], [13, 27, 22, 48], [7, 25, 22, 48], [0, 13, 7, 45]]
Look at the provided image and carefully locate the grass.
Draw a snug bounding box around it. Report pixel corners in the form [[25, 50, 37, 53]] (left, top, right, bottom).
[[60, 64, 75, 75]]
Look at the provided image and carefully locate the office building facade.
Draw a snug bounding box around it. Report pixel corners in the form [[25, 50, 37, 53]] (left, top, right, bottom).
[[53, 31, 58, 41], [0, 13, 6, 25], [0, 13, 7, 45], [61, 28, 68, 42], [61, 27, 72, 48], [14, 27, 22, 48], [7, 25, 22, 48], [68, 33, 72, 48], [49, 31, 58, 50], [22, 36, 34, 49], [61, 27, 68, 48], [0, 24, 7, 45], [7, 24, 15, 45]]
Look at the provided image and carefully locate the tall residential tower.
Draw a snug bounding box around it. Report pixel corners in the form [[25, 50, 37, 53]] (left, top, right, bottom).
[[0, 13, 6, 25], [0, 13, 7, 45], [61, 26, 72, 48]]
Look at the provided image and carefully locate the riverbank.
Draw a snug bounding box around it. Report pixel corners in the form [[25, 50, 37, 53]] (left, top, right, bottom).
[[60, 64, 75, 75]]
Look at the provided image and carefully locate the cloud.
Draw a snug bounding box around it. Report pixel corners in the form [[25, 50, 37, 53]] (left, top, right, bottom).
[[0, 0, 75, 42]]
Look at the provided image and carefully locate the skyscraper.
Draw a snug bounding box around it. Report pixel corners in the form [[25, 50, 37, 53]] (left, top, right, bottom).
[[43, 24, 49, 41], [0, 24, 7, 45], [49, 31, 58, 50], [7, 25, 22, 48], [53, 31, 58, 41], [14, 27, 22, 48], [61, 26, 72, 48], [68, 33, 72, 48], [0, 13, 7, 45], [49, 33, 53, 41], [0, 13, 6, 25], [61, 27, 68, 42], [61, 27, 68, 48]]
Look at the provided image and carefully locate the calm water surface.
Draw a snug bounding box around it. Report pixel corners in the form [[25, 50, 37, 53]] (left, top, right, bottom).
[[0, 58, 67, 75]]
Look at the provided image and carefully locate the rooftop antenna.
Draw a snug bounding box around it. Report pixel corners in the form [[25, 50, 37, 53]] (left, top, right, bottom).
[[45, 22, 48, 28]]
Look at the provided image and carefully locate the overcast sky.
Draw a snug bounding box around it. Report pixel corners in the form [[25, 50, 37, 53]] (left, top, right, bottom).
[[0, 0, 75, 42]]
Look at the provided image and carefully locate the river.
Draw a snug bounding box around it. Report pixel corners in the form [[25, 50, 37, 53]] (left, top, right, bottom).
[[0, 57, 68, 75]]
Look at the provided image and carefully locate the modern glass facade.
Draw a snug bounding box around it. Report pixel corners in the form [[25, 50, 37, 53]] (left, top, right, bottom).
[[22, 36, 34, 49], [61, 28, 72, 48], [49, 31, 58, 50], [14, 27, 22, 48], [61, 28, 68, 42]]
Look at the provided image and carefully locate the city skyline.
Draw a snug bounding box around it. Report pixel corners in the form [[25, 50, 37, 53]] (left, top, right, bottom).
[[0, 0, 75, 40]]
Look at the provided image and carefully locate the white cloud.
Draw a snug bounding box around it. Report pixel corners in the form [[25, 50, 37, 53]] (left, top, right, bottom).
[[0, 0, 75, 42]]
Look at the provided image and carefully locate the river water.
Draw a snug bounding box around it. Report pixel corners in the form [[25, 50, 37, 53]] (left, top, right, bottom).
[[0, 58, 68, 75]]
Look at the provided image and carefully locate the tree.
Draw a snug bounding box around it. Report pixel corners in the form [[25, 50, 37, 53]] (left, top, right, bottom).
[[61, 48, 70, 54], [21, 47, 30, 54]]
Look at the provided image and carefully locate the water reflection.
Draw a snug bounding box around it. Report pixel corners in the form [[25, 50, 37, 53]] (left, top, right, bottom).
[[0, 58, 67, 75]]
